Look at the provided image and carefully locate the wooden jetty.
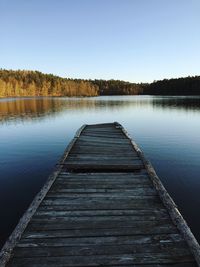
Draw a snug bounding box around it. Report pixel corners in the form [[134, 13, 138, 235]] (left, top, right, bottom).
[[0, 122, 200, 267]]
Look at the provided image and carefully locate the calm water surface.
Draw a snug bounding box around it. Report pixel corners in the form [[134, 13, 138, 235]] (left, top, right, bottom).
[[0, 96, 200, 247]]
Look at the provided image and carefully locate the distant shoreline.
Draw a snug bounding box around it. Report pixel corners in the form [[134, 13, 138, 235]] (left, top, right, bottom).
[[0, 69, 200, 97]]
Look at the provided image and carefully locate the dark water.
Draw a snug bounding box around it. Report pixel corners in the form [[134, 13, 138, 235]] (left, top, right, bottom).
[[0, 96, 200, 248]]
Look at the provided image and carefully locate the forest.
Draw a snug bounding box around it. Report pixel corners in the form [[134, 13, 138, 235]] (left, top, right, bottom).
[[144, 76, 200, 95], [0, 69, 200, 97]]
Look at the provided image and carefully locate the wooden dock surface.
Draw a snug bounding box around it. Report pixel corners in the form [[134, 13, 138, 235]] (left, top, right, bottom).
[[1, 122, 200, 266]]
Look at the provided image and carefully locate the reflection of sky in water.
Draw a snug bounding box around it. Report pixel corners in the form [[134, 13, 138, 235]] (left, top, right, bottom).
[[0, 95, 200, 247]]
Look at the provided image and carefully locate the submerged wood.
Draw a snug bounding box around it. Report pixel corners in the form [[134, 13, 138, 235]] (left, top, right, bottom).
[[0, 122, 199, 267]]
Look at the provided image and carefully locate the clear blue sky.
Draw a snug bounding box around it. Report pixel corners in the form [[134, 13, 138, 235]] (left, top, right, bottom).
[[0, 0, 200, 82]]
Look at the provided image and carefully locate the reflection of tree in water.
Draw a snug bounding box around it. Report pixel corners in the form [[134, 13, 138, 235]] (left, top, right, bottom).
[[152, 97, 200, 111], [0, 97, 153, 123], [1, 96, 200, 123]]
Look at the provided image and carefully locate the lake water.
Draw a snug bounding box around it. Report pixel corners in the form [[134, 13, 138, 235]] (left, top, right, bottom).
[[0, 96, 200, 248]]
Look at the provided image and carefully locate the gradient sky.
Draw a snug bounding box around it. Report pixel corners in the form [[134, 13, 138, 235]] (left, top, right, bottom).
[[0, 0, 200, 82]]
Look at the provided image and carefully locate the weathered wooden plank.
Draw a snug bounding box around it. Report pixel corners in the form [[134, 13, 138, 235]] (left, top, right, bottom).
[[72, 140, 132, 145], [38, 202, 165, 212], [74, 142, 133, 148], [54, 179, 150, 185], [72, 148, 132, 153], [27, 218, 171, 231], [57, 171, 148, 176], [66, 155, 139, 160], [82, 127, 123, 131], [71, 147, 132, 152], [57, 172, 149, 178], [70, 145, 135, 150], [85, 126, 116, 129], [40, 203, 163, 211], [8, 261, 196, 267], [83, 125, 120, 129], [50, 188, 155, 194], [67, 151, 138, 156], [41, 197, 162, 209], [79, 134, 128, 139], [17, 233, 184, 247], [69, 150, 136, 155], [32, 213, 170, 225], [82, 127, 122, 131], [69, 151, 139, 156], [22, 223, 178, 240], [13, 241, 187, 257], [83, 123, 116, 127], [56, 174, 149, 180], [78, 137, 131, 144], [65, 160, 141, 166], [77, 139, 129, 144], [65, 159, 142, 164], [65, 159, 141, 164], [55, 177, 150, 184], [44, 194, 159, 201], [68, 153, 137, 158], [63, 163, 144, 171], [34, 208, 168, 217], [56, 173, 148, 180], [8, 252, 194, 267], [81, 133, 127, 138], [81, 132, 124, 135], [55, 181, 148, 187], [46, 188, 157, 197], [52, 182, 152, 190], [82, 130, 124, 135], [81, 132, 125, 137]]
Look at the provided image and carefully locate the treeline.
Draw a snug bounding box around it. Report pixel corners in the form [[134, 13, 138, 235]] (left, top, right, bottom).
[[92, 79, 145, 95], [0, 69, 200, 97], [0, 69, 98, 97], [0, 69, 144, 97], [144, 76, 200, 95]]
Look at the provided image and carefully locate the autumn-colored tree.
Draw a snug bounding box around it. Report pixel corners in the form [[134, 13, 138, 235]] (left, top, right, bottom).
[[0, 69, 200, 97]]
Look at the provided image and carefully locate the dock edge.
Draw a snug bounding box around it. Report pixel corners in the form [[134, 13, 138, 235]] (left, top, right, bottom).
[[0, 124, 87, 267], [115, 121, 200, 266]]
